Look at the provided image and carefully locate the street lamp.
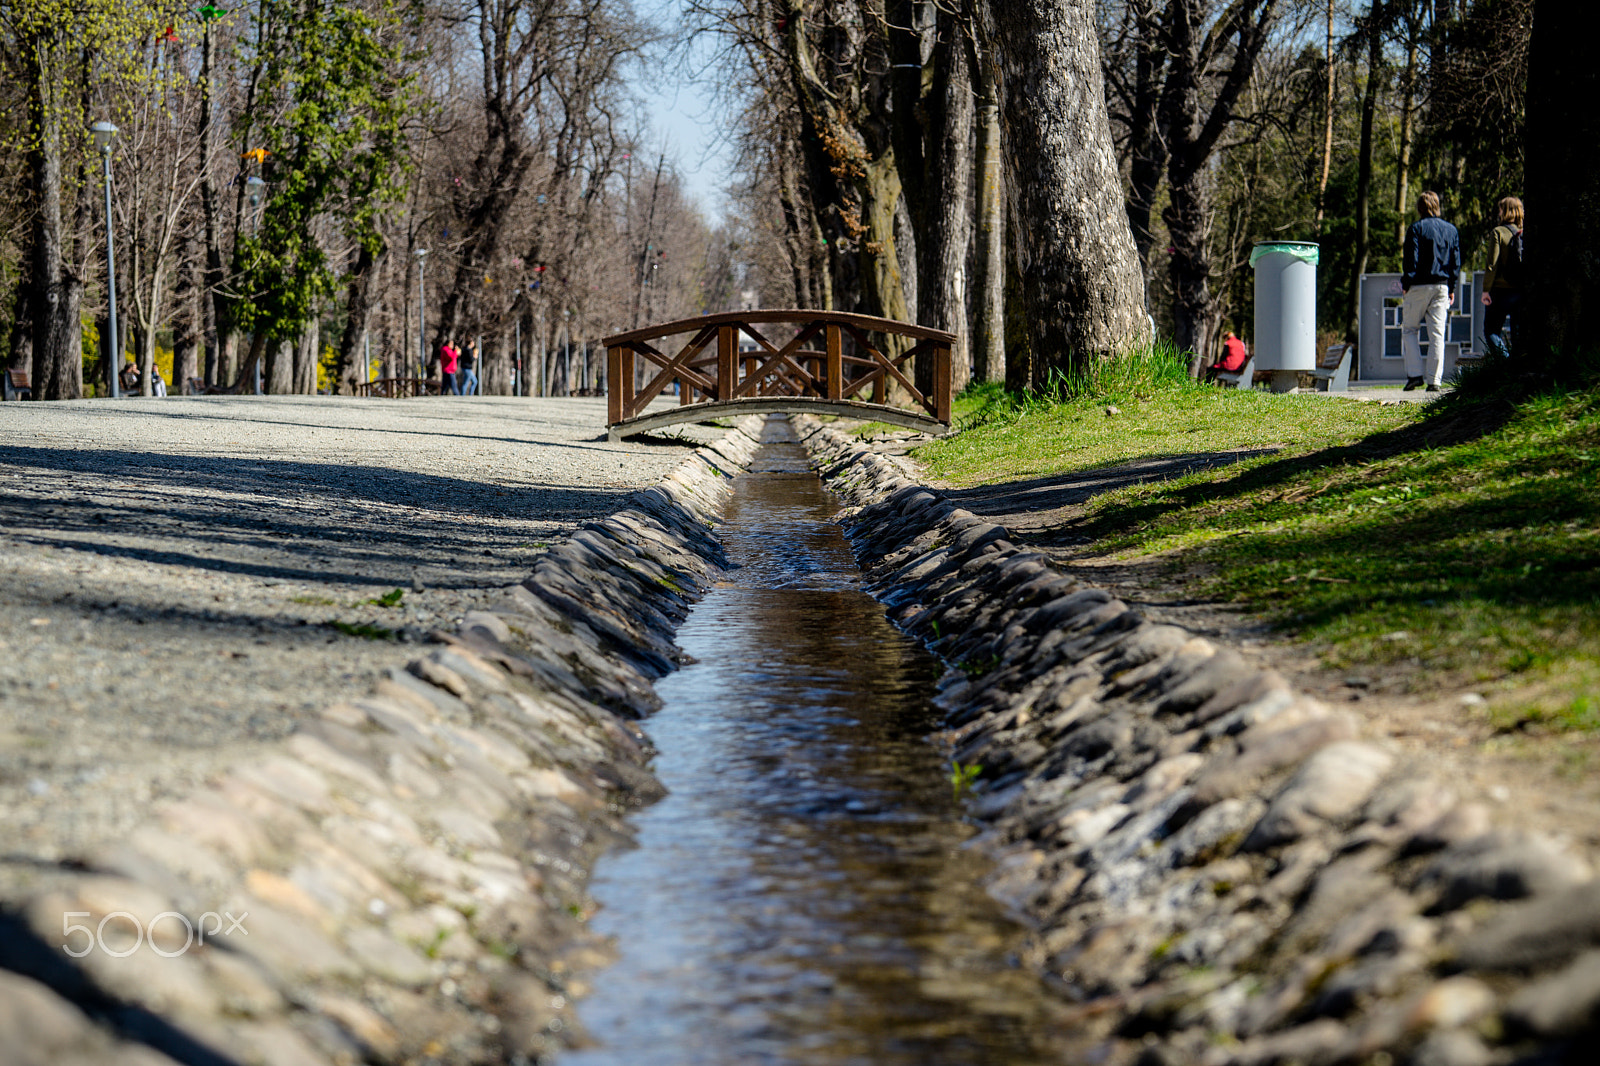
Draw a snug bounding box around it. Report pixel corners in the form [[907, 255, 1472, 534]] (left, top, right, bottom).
[[91, 121, 120, 399], [415, 248, 428, 389], [247, 176, 266, 394]]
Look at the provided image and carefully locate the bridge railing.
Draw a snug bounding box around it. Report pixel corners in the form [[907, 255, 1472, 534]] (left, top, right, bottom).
[[602, 310, 954, 434]]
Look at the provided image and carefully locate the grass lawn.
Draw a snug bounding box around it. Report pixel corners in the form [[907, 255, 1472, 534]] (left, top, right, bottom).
[[915, 380, 1600, 732]]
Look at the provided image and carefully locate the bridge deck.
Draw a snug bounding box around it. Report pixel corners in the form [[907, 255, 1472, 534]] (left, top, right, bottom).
[[607, 397, 948, 441]]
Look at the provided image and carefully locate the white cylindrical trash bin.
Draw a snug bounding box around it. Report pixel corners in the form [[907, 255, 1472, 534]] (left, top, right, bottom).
[[1251, 241, 1319, 393]]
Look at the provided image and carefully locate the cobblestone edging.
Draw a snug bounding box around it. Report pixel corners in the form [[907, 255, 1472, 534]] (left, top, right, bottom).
[[0, 418, 765, 1066], [798, 417, 1599, 1066]]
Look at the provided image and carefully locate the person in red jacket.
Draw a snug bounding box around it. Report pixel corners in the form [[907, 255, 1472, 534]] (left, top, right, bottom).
[[438, 339, 461, 395], [1205, 331, 1250, 382]]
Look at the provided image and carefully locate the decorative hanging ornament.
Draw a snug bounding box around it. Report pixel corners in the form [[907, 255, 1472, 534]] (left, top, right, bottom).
[[241, 148, 268, 165], [197, 4, 228, 19]]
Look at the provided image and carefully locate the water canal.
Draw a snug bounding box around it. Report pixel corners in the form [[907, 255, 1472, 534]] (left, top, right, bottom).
[[566, 419, 1072, 1065]]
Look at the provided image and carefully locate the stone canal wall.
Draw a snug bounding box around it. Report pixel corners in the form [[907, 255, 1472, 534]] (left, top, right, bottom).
[[799, 417, 1598, 1066], [0, 419, 764, 1066]]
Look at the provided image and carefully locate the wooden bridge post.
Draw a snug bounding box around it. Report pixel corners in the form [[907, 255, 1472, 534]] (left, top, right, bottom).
[[717, 325, 736, 401], [607, 346, 624, 424], [934, 341, 952, 423], [826, 325, 842, 401]]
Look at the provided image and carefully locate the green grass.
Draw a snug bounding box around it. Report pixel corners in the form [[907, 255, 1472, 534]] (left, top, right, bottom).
[[329, 619, 398, 641], [924, 378, 1417, 486], [914, 365, 1600, 728]]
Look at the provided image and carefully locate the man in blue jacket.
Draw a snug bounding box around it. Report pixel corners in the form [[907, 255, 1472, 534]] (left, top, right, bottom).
[[1400, 191, 1462, 392]]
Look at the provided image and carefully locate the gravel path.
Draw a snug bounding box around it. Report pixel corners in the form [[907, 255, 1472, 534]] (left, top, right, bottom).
[[0, 395, 717, 882]]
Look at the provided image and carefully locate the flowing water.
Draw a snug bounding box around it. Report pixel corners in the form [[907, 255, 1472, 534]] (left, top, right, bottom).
[[566, 418, 1072, 1065]]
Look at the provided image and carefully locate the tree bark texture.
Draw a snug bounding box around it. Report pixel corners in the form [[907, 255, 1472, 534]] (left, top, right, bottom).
[[265, 337, 293, 393], [916, 7, 974, 393], [26, 38, 82, 401], [1520, 0, 1600, 372], [970, 50, 1005, 384], [984, 0, 1149, 385]]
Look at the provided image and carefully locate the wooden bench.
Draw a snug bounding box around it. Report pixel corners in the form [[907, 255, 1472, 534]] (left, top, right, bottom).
[[1215, 354, 1256, 389], [3, 367, 30, 401], [1312, 343, 1352, 392]]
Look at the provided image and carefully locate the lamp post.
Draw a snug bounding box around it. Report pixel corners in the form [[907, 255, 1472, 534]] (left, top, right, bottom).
[[246, 176, 266, 394], [91, 121, 120, 399], [415, 248, 428, 392]]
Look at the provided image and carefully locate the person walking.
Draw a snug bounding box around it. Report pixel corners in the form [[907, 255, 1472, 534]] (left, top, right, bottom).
[[1479, 195, 1524, 357], [1400, 191, 1462, 393], [439, 339, 461, 395], [460, 338, 480, 396]]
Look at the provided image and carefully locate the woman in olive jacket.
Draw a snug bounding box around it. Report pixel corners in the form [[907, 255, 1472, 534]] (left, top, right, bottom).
[[1479, 196, 1524, 356]]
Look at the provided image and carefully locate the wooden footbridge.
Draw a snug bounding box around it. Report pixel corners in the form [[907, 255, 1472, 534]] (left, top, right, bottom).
[[603, 310, 954, 441]]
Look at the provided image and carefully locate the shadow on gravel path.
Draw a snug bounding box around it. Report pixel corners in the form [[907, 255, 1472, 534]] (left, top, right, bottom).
[[0, 912, 243, 1066]]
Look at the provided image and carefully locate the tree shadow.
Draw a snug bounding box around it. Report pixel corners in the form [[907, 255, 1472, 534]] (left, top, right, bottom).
[[0, 445, 643, 588], [974, 395, 1523, 546], [0, 910, 243, 1066]]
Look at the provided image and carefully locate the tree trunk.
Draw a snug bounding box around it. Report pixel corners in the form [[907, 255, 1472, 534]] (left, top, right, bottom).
[[265, 336, 293, 393], [1520, 0, 1600, 377], [1314, 0, 1335, 232], [1003, 209, 1032, 392], [983, 0, 1149, 380], [1124, 0, 1167, 274], [917, 7, 974, 394], [7, 268, 33, 377], [1394, 29, 1419, 248], [1351, 25, 1381, 341], [27, 40, 82, 402], [970, 46, 1005, 384], [294, 314, 319, 394], [199, 18, 235, 392], [334, 244, 377, 394], [1165, 169, 1213, 373]]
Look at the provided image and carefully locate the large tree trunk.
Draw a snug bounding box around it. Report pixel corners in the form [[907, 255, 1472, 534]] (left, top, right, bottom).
[[1166, 169, 1212, 373], [983, 0, 1149, 381], [916, 7, 974, 394], [294, 314, 319, 394], [1520, 0, 1600, 377], [1123, 0, 1167, 275], [970, 46, 1005, 384], [27, 41, 82, 401], [265, 336, 293, 393]]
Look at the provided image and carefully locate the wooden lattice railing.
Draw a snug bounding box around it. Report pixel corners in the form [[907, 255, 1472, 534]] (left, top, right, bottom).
[[602, 310, 954, 438]]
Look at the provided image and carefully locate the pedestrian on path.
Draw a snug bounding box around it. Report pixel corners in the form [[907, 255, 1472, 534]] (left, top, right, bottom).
[[461, 338, 480, 396], [439, 339, 461, 395], [1400, 190, 1462, 393], [1479, 195, 1524, 358]]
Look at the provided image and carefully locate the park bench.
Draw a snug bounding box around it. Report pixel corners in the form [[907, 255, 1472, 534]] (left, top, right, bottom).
[[3, 367, 30, 401], [1215, 353, 1256, 389], [1312, 343, 1352, 392]]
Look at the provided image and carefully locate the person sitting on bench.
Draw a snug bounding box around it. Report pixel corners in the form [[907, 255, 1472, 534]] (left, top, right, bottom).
[[1205, 331, 1250, 382], [119, 358, 141, 393]]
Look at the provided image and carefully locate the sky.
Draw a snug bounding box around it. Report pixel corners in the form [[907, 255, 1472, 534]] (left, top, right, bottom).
[[637, 0, 736, 219]]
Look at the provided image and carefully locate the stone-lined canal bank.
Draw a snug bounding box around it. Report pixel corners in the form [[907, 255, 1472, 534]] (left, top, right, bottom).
[[799, 416, 1598, 1066], [566, 416, 1078, 1066], [0, 416, 763, 1065]]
